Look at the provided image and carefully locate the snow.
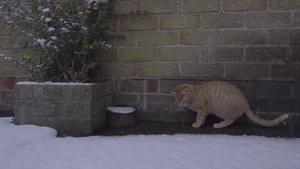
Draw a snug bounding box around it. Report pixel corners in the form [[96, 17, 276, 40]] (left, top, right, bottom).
[[107, 107, 136, 114], [51, 36, 57, 40], [87, 0, 108, 4], [36, 38, 46, 46], [45, 18, 52, 22], [61, 27, 70, 32], [42, 8, 50, 13], [0, 117, 299, 169], [3, 57, 13, 61], [48, 27, 55, 32]]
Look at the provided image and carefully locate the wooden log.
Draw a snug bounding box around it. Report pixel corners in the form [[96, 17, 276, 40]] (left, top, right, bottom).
[[107, 107, 138, 128]]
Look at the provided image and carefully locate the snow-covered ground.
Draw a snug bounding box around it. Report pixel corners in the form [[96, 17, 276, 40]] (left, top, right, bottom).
[[0, 117, 299, 169]]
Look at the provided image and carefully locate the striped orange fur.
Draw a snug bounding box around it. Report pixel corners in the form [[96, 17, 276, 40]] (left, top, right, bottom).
[[171, 81, 289, 128]]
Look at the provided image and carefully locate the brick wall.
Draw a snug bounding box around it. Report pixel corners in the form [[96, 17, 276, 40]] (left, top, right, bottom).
[[0, 15, 31, 116], [1, 0, 300, 122], [101, 0, 300, 122]]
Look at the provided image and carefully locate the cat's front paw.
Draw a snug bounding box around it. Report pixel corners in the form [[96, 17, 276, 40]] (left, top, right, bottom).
[[213, 123, 221, 128], [192, 123, 201, 128]]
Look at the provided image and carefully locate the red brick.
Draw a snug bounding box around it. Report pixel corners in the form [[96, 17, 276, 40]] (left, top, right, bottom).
[[247, 96, 270, 112], [295, 12, 300, 26], [225, 64, 269, 79], [269, 97, 300, 112], [160, 80, 186, 94], [246, 81, 292, 96], [227, 81, 247, 93], [223, 30, 267, 45], [1, 91, 15, 104], [0, 78, 15, 90], [290, 47, 300, 62], [245, 47, 289, 62], [269, 29, 290, 45], [293, 82, 300, 96], [271, 64, 300, 80], [290, 30, 300, 45]]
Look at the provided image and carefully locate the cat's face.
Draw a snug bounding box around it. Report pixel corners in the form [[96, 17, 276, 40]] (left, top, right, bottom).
[[171, 84, 191, 107]]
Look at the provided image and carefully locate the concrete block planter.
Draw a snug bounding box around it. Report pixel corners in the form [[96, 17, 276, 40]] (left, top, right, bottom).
[[14, 81, 113, 136]]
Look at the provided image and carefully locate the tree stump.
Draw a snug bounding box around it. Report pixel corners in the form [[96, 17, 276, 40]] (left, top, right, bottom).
[[107, 107, 138, 128]]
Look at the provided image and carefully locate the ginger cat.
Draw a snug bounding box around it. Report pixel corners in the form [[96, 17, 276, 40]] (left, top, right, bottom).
[[171, 81, 289, 128]]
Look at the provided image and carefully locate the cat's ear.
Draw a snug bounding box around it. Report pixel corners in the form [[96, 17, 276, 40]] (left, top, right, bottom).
[[171, 87, 178, 94]]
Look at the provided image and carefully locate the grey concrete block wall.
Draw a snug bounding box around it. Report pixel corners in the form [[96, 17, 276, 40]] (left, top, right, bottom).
[[14, 81, 113, 136]]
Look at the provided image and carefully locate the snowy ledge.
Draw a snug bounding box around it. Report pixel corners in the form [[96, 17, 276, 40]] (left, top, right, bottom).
[[107, 107, 136, 114], [17, 81, 95, 86]]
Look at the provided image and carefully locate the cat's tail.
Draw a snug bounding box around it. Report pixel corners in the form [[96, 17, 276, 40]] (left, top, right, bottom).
[[245, 110, 289, 127]]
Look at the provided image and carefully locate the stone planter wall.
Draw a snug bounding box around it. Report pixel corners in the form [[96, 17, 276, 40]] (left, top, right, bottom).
[[14, 81, 113, 136]]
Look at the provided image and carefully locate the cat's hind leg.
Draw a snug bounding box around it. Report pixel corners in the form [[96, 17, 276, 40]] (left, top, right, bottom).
[[213, 119, 234, 128]]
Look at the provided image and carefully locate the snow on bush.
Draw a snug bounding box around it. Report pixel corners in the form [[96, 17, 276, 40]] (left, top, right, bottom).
[[0, 0, 113, 82]]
